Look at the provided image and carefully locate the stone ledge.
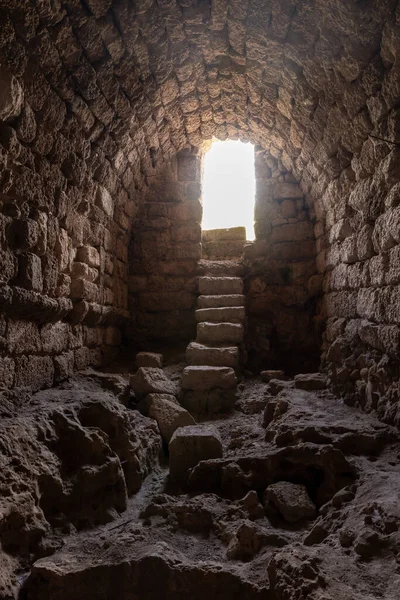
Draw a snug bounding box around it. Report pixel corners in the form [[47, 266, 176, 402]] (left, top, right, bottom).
[[0, 285, 129, 327]]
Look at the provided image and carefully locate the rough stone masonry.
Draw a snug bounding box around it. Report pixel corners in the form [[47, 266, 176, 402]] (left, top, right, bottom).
[[0, 1, 400, 599]]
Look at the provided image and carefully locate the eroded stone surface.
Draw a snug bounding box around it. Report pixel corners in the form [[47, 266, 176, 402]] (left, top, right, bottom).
[[264, 482, 316, 523], [148, 394, 195, 444], [130, 367, 178, 396], [182, 366, 237, 391], [169, 425, 223, 483]]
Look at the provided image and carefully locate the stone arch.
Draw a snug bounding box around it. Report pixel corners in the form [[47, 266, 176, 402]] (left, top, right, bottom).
[[0, 0, 398, 419]]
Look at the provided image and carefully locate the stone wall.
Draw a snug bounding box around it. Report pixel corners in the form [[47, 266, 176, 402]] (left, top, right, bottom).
[[320, 142, 400, 426], [128, 149, 202, 346], [0, 0, 399, 422], [244, 149, 321, 374]]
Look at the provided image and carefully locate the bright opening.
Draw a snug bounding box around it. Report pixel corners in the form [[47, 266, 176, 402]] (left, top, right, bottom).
[[202, 140, 256, 241]]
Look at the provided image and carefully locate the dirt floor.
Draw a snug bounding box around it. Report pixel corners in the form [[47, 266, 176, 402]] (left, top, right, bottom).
[[1, 360, 400, 599]]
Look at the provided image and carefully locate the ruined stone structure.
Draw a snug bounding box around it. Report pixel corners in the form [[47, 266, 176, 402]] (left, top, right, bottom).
[[1, 1, 400, 599]]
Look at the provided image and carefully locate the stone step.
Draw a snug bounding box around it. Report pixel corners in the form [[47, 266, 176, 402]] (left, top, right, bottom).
[[186, 342, 240, 367], [182, 366, 237, 390], [195, 306, 245, 323], [202, 227, 246, 242], [197, 322, 244, 344], [197, 259, 245, 277], [198, 294, 245, 309], [198, 277, 243, 296], [202, 240, 246, 260]]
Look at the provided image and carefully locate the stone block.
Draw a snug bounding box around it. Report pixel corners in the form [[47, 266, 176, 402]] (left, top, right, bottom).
[[261, 370, 285, 382], [264, 482, 316, 523], [0, 357, 15, 388], [180, 389, 237, 415], [148, 395, 196, 443], [17, 253, 43, 292], [71, 262, 98, 282], [198, 277, 243, 295], [76, 245, 100, 268], [70, 279, 98, 302], [74, 347, 91, 370], [197, 294, 245, 309], [14, 355, 54, 391], [8, 218, 39, 252], [41, 322, 70, 354], [202, 240, 246, 259], [54, 351, 75, 383], [169, 425, 223, 483], [197, 322, 244, 344], [177, 153, 201, 181], [95, 185, 114, 217], [271, 222, 314, 244], [272, 182, 302, 200], [186, 342, 239, 368], [130, 367, 178, 396], [195, 306, 245, 323], [182, 366, 237, 391], [7, 320, 41, 355], [0, 64, 23, 121], [136, 352, 163, 368], [202, 227, 246, 242]]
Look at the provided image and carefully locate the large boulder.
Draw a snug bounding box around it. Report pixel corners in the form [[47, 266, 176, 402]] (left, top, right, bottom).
[[130, 367, 178, 396], [148, 395, 196, 443], [169, 425, 223, 483]]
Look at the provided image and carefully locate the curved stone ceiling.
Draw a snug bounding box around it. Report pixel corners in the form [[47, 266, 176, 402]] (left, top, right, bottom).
[[3, 0, 397, 197]]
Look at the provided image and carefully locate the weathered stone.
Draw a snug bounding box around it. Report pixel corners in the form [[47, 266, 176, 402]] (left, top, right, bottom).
[[261, 370, 285, 383], [169, 425, 223, 483], [136, 352, 163, 368], [195, 306, 245, 323], [186, 342, 239, 368], [148, 395, 196, 443], [197, 294, 245, 309], [198, 277, 243, 295], [182, 366, 237, 391], [0, 64, 23, 121], [130, 367, 178, 396], [197, 322, 244, 344], [263, 481, 316, 523], [202, 227, 246, 242], [294, 373, 327, 391]]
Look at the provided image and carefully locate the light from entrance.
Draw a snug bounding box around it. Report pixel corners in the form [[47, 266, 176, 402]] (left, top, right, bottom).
[[202, 140, 255, 241]]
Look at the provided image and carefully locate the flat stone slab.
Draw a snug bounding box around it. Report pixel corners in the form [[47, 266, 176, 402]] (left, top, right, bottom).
[[169, 425, 223, 483], [197, 260, 245, 277], [263, 481, 316, 523], [261, 370, 285, 383], [182, 366, 237, 391], [148, 395, 195, 443], [294, 373, 327, 391], [195, 306, 245, 323], [136, 352, 163, 368], [202, 227, 246, 242], [186, 342, 239, 368], [198, 294, 245, 309], [202, 240, 246, 260], [197, 322, 244, 344], [198, 277, 243, 296], [130, 367, 178, 396]]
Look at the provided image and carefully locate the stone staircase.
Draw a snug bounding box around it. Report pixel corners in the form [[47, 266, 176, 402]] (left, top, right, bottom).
[[181, 227, 247, 415]]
